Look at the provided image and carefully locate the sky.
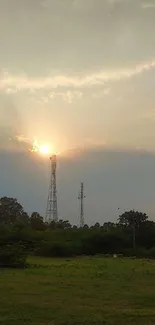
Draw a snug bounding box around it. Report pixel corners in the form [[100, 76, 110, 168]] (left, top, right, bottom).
[[1, 0, 155, 224]]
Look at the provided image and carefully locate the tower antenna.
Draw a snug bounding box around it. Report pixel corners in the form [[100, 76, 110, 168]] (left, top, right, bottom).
[[46, 155, 58, 223], [78, 182, 85, 227]]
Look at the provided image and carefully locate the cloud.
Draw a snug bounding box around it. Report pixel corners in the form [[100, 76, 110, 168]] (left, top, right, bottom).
[[0, 96, 22, 132], [40, 0, 51, 8], [41, 0, 93, 10], [141, 2, 155, 8], [40, 90, 83, 104], [1, 58, 155, 93], [5, 88, 18, 95], [107, 0, 124, 4], [92, 88, 111, 99], [62, 90, 83, 103], [41, 0, 124, 10], [72, 0, 85, 9], [142, 108, 155, 120]]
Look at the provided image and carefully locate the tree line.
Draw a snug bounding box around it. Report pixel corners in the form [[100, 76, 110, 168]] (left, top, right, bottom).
[[1, 196, 155, 267]]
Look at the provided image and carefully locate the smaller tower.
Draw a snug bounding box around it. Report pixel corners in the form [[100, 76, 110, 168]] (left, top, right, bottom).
[[78, 182, 85, 227]]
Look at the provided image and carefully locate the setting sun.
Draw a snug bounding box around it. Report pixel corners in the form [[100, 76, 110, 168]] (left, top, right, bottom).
[[39, 144, 49, 155], [30, 139, 53, 156]]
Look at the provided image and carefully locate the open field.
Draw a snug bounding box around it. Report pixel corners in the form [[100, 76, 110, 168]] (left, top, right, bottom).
[[1, 256, 155, 325]]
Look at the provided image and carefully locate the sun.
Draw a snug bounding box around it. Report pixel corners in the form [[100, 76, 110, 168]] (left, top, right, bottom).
[[30, 139, 53, 156], [39, 144, 49, 155]]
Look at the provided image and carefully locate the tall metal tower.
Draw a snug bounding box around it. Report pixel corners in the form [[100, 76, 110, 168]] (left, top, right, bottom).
[[46, 155, 58, 223], [78, 182, 85, 227]]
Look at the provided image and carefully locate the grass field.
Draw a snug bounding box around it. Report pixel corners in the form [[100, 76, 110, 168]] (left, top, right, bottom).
[[1, 256, 155, 325]]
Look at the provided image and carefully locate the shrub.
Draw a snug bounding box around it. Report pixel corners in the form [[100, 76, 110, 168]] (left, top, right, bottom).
[[0, 243, 27, 268], [147, 247, 155, 258], [35, 240, 82, 258], [122, 247, 149, 258]]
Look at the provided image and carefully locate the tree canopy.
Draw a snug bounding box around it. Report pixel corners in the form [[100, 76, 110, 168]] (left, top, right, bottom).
[[0, 197, 28, 225], [1, 196, 155, 266], [118, 210, 148, 228]]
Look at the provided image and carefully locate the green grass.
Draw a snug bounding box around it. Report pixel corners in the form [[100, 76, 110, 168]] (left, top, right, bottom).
[[1, 256, 155, 324]]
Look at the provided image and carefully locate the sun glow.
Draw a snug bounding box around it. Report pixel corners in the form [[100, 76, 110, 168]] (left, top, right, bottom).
[[39, 144, 49, 155], [15, 134, 60, 156], [31, 139, 52, 155]]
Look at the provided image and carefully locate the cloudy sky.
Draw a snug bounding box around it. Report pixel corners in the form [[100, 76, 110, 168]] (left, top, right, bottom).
[[1, 0, 155, 224]]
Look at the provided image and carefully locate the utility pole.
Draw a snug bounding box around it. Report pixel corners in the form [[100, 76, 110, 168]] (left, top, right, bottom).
[[78, 182, 85, 227], [46, 155, 58, 223]]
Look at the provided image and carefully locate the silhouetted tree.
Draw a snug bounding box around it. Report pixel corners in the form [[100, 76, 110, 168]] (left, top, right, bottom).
[[83, 224, 89, 229], [0, 197, 27, 224], [49, 220, 57, 229], [57, 219, 72, 229], [30, 212, 45, 230], [91, 222, 100, 229], [1, 196, 155, 260], [102, 222, 115, 230], [118, 210, 148, 228], [138, 220, 155, 249], [118, 210, 148, 249]]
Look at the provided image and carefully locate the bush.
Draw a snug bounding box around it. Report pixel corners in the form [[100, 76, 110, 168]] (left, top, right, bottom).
[[0, 243, 27, 268], [147, 247, 155, 258], [35, 240, 82, 258], [122, 247, 149, 258]]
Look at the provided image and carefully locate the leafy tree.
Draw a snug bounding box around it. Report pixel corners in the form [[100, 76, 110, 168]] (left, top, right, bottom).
[[49, 220, 57, 229], [83, 224, 89, 229], [94, 222, 100, 229], [138, 221, 155, 249], [0, 197, 27, 224], [118, 210, 148, 228], [118, 210, 148, 249], [102, 222, 115, 230], [30, 212, 45, 230], [90, 222, 100, 229], [57, 219, 72, 229], [21, 212, 29, 224]]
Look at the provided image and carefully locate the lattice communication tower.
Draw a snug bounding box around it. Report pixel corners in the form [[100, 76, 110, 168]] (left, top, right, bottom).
[[78, 182, 85, 227], [46, 155, 58, 223]]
